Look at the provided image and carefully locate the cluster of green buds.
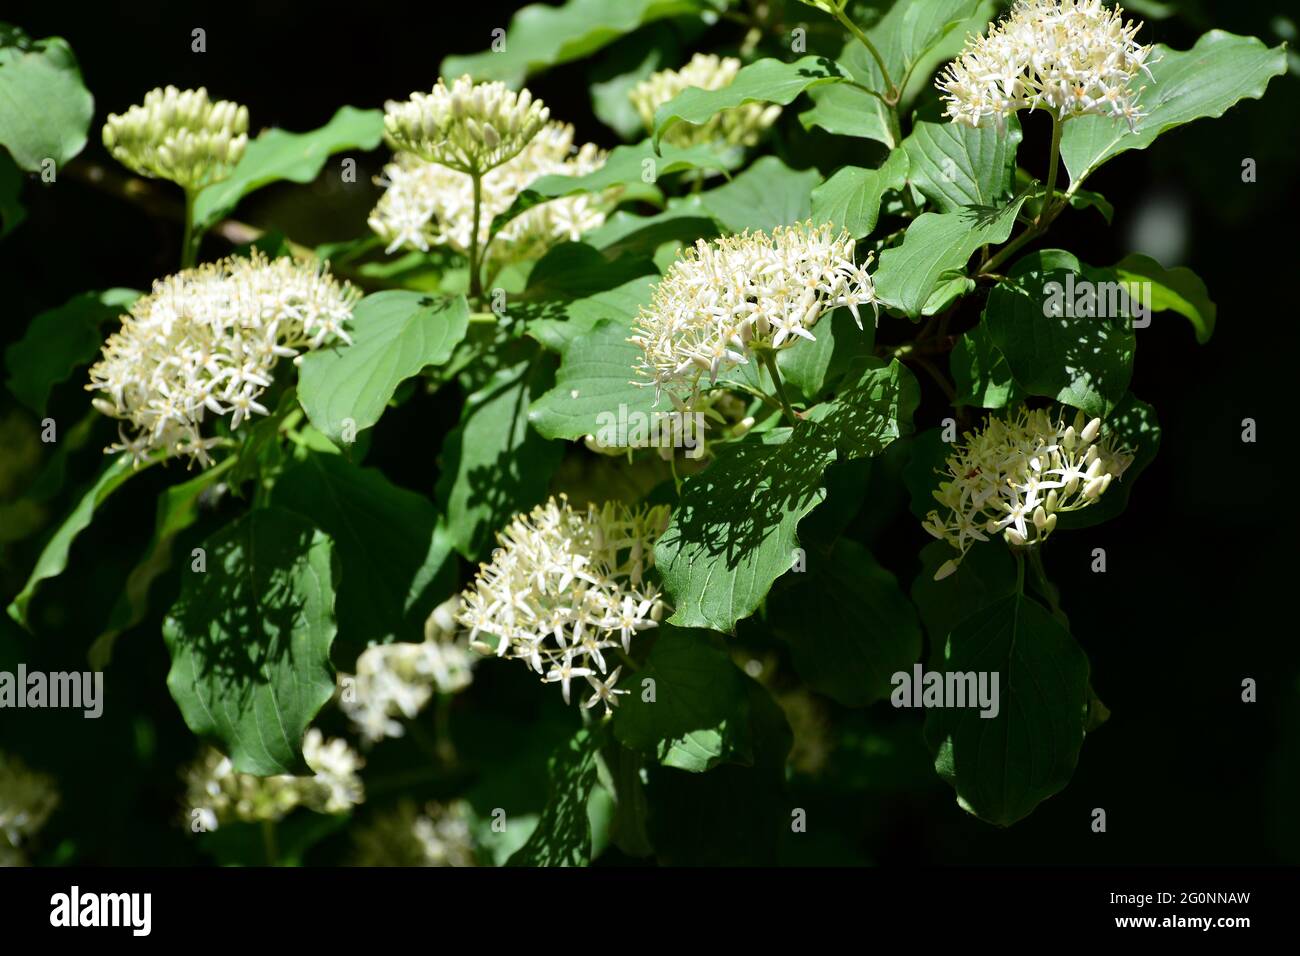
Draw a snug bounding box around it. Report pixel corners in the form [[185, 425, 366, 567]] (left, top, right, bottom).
[[102, 86, 249, 190], [382, 75, 550, 174]]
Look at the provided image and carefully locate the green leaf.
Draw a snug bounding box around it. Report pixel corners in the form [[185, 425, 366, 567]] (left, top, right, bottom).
[[522, 241, 655, 301], [769, 538, 920, 706], [527, 274, 658, 351], [776, 307, 876, 403], [982, 249, 1135, 418], [656, 359, 916, 632], [89, 460, 231, 670], [698, 156, 820, 233], [529, 318, 661, 441], [0, 150, 25, 236], [0, 28, 93, 170], [527, 138, 732, 198], [910, 539, 1018, 645], [273, 451, 457, 651], [7, 455, 142, 628], [613, 627, 752, 772], [874, 193, 1028, 318], [902, 116, 1021, 213], [588, 26, 679, 140], [585, 201, 718, 261], [1111, 252, 1216, 344], [297, 292, 469, 446], [435, 358, 564, 559], [4, 289, 140, 415], [1060, 31, 1288, 185], [163, 508, 338, 777], [441, 0, 720, 87], [800, 0, 983, 147], [507, 728, 600, 866], [950, 319, 1024, 409], [924, 592, 1090, 826], [901, 427, 953, 522], [808, 149, 908, 239], [653, 56, 847, 150], [191, 106, 383, 231]]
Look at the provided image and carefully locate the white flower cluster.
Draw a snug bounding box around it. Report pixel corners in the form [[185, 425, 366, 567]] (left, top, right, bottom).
[[351, 799, 476, 867], [457, 495, 671, 712], [184, 729, 364, 830], [368, 122, 609, 266], [937, 0, 1153, 130], [630, 53, 782, 149], [338, 598, 476, 744], [383, 75, 550, 174], [630, 221, 878, 404], [0, 750, 58, 867], [103, 86, 250, 189], [923, 405, 1134, 579], [87, 251, 359, 467]]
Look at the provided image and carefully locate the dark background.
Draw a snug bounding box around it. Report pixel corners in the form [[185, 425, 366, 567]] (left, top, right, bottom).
[[1, 0, 1297, 865]]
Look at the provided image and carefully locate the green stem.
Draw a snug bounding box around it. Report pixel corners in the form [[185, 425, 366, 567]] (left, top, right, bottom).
[[261, 819, 279, 867], [1028, 547, 1068, 626], [181, 188, 199, 268], [468, 172, 484, 306], [433, 693, 458, 767], [981, 119, 1071, 276], [832, 3, 898, 103], [759, 350, 798, 426], [1014, 550, 1025, 595], [1038, 116, 1063, 227]]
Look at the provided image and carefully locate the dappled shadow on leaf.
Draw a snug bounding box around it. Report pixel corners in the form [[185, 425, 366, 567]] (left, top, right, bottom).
[[507, 730, 598, 866], [163, 509, 333, 775]]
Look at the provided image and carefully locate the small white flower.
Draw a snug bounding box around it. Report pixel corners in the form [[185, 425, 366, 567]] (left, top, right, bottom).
[[369, 121, 610, 268], [338, 607, 477, 745], [923, 405, 1133, 577], [937, 0, 1154, 130], [456, 496, 670, 709], [86, 252, 359, 466], [584, 666, 630, 716], [182, 731, 364, 826], [631, 222, 876, 405]]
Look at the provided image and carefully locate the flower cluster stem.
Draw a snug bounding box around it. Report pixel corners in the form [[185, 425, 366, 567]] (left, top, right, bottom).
[[468, 171, 485, 306], [759, 350, 798, 426], [181, 188, 199, 268]]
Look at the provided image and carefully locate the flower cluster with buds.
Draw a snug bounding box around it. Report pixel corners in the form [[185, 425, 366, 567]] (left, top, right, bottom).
[[630, 53, 782, 149], [457, 495, 671, 712], [87, 251, 359, 467], [368, 121, 609, 267], [184, 730, 364, 830], [103, 86, 250, 189], [0, 750, 58, 867], [923, 405, 1134, 579], [937, 0, 1154, 131], [338, 599, 476, 744], [383, 76, 550, 174], [351, 799, 476, 867], [630, 221, 878, 405]]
